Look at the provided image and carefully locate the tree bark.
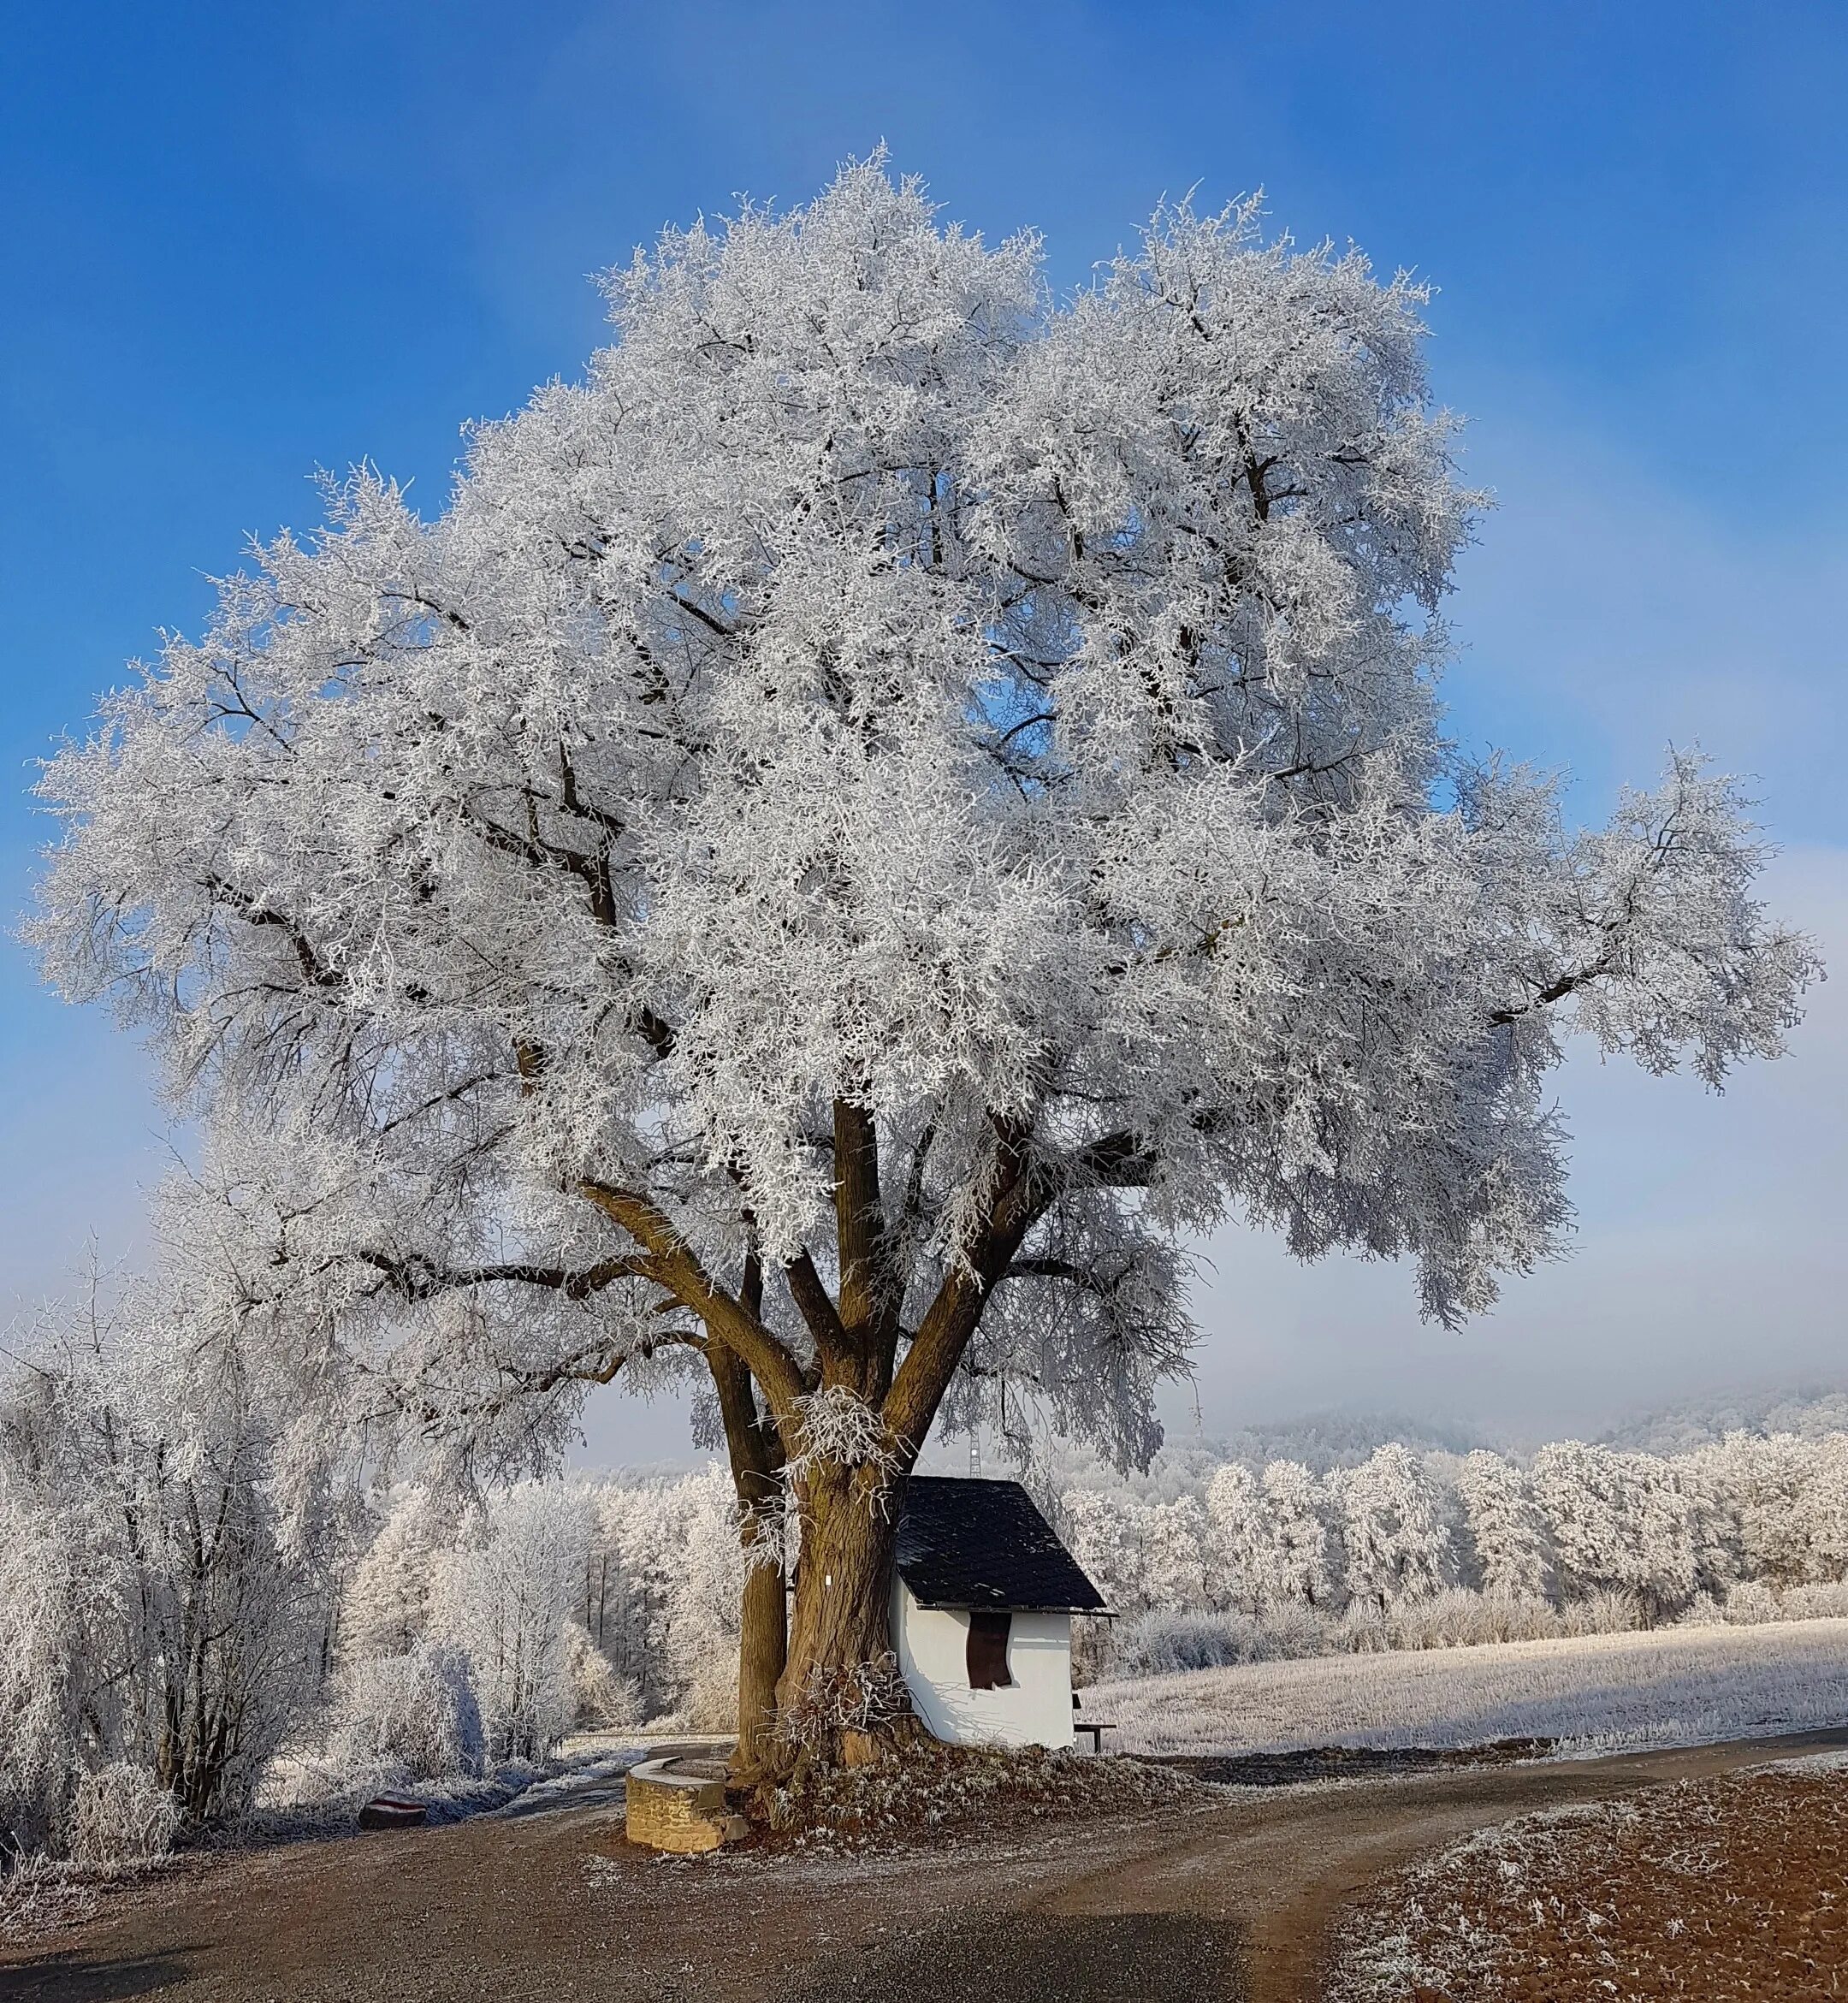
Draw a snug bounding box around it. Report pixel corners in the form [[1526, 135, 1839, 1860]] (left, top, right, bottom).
[[773, 1464, 915, 1767], [735, 1545, 787, 1768], [706, 1326, 791, 1771]]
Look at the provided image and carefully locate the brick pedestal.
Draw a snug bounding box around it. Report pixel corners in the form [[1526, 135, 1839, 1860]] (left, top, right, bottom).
[[624, 1757, 747, 1853]]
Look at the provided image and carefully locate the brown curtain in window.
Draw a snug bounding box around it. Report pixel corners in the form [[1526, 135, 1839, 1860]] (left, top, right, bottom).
[[966, 1609, 1014, 1689]]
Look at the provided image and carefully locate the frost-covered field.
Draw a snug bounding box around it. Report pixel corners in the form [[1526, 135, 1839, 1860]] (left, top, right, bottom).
[[1091, 1615, 1848, 1757]]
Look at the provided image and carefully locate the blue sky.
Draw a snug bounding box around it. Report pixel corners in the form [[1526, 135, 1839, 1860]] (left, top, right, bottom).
[[3, 2, 1844, 1453]]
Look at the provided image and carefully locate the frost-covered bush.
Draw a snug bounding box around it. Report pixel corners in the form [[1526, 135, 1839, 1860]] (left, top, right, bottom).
[[69, 1763, 179, 1866], [1556, 1587, 1645, 1636], [564, 1623, 641, 1730], [1680, 1578, 1848, 1629], [1337, 1587, 1561, 1653], [1770, 1579, 1848, 1621], [1679, 1590, 1727, 1627], [1112, 1606, 1330, 1677], [329, 1642, 484, 1783], [1116, 1611, 1268, 1675]]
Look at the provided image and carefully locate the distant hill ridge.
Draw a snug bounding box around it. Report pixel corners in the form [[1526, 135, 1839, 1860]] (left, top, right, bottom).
[[1600, 1386, 1848, 1454]]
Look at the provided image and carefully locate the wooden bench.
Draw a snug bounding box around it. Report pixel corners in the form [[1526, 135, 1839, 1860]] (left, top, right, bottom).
[[1074, 1721, 1116, 1754]]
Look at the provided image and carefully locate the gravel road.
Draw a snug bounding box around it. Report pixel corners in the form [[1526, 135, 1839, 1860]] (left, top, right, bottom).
[[6, 1728, 1847, 2003]]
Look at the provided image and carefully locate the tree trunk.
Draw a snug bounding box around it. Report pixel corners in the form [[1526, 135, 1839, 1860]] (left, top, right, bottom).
[[771, 1465, 916, 1769], [706, 1330, 789, 1775], [735, 1542, 786, 1769]]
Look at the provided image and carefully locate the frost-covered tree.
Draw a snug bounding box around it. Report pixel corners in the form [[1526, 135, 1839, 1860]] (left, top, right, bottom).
[[1454, 1449, 1555, 1603], [1060, 1488, 1152, 1617], [0, 1459, 86, 1854], [1703, 1431, 1827, 1587], [1204, 1461, 1270, 1612], [432, 1481, 594, 1762], [1140, 1495, 1211, 1613], [0, 1247, 347, 1840], [1530, 1443, 1699, 1621], [341, 1484, 450, 1662], [1259, 1460, 1341, 1609], [32, 156, 1816, 1774], [579, 1468, 746, 1720], [1804, 1434, 1848, 1584], [1336, 1444, 1457, 1614]]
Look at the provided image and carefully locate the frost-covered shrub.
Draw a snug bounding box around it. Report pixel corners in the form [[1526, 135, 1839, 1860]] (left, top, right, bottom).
[[564, 1623, 641, 1730], [1656, 1578, 1848, 1631], [1678, 1590, 1727, 1627], [1336, 1589, 1565, 1654], [1258, 1601, 1335, 1659], [1715, 1579, 1780, 1626], [329, 1642, 484, 1783], [1112, 1605, 1330, 1677], [1557, 1587, 1644, 1636], [69, 1763, 179, 1866], [1771, 1579, 1848, 1621], [1116, 1611, 1269, 1675], [1465, 1591, 1564, 1645]]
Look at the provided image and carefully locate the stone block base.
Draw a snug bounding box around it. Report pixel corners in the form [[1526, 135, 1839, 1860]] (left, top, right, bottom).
[[624, 1757, 745, 1854]]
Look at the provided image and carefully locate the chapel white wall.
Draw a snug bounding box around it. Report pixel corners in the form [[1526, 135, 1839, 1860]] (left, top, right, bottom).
[[891, 1580, 1075, 1749]]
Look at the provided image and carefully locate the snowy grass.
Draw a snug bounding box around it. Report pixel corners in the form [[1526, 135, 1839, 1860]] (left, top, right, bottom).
[[1090, 1615, 1848, 1757]]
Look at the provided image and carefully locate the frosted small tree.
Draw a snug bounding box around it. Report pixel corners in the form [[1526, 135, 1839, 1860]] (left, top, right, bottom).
[[1625, 1455, 1701, 1619], [0, 1238, 346, 1839], [33, 156, 1816, 1776], [1060, 1488, 1152, 1617], [0, 1459, 86, 1854], [1532, 1442, 1632, 1607], [342, 1484, 449, 1662], [1204, 1462, 1270, 1613], [1804, 1434, 1848, 1584], [1454, 1449, 1554, 1603], [1337, 1444, 1457, 1614], [1259, 1460, 1340, 1610], [433, 1480, 593, 1763], [659, 1467, 750, 1727], [1140, 1495, 1211, 1613]]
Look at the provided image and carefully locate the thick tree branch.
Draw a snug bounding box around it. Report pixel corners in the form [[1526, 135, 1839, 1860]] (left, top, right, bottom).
[[578, 1180, 807, 1415], [882, 1118, 1050, 1451], [832, 1098, 886, 1348]]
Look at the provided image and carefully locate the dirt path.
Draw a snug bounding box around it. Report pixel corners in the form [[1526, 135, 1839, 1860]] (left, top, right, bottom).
[[6, 1729, 1846, 2003]]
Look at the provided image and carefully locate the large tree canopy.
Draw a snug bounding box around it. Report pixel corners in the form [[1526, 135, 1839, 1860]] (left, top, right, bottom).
[[33, 157, 1815, 1761]]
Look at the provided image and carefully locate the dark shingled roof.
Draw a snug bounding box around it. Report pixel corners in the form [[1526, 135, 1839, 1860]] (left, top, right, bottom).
[[895, 1477, 1108, 1613]]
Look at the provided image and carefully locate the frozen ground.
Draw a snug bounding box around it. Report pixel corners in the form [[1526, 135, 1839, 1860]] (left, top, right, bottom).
[[1089, 1615, 1848, 1757], [1325, 1761, 1848, 2000]]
